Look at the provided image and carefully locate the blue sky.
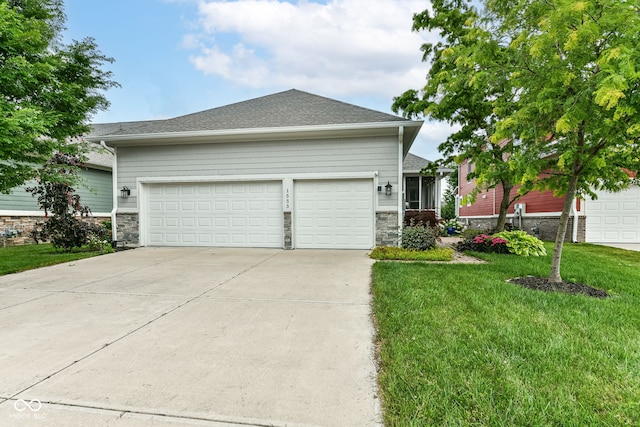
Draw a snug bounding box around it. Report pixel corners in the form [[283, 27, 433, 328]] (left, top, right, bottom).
[[63, 0, 455, 160]]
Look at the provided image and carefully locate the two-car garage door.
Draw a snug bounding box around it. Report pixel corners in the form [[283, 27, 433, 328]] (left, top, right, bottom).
[[143, 179, 374, 249], [146, 182, 283, 247]]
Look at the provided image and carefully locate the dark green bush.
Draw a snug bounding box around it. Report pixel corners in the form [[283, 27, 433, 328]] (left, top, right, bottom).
[[401, 221, 437, 251]]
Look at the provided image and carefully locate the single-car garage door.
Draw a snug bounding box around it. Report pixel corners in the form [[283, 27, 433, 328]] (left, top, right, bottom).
[[294, 179, 374, 249], [585, 185, 640, 243], [144, 181, 283, 247]]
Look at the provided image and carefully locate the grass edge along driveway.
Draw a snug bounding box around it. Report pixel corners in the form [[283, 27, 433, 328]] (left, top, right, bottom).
[[0, 244, 104, 276], [372, 243, 640, 426]]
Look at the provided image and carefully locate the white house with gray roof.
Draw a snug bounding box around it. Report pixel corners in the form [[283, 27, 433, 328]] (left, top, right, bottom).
[[88, 89, 424, 249]]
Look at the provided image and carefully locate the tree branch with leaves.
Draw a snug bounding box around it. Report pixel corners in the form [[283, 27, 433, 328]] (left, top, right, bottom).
[[0, 0, 118, 193]]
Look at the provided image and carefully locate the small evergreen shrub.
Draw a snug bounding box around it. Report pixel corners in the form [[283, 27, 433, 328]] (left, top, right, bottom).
[[494, 230, 547, 256], [401, 221, 438, 251]]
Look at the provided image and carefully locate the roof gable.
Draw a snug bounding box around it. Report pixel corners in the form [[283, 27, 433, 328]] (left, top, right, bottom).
[[107, 89, 404, 136], [403, 153, 431, 172]]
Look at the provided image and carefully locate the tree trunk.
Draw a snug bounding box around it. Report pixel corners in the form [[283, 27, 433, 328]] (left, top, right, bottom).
[[549, 174, 579, 282], [495, 182, 513, 232]]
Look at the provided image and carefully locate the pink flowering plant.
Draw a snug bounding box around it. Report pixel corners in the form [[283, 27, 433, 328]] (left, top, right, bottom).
[[458, 230, 546, 256], [458, 233, 510, 253]]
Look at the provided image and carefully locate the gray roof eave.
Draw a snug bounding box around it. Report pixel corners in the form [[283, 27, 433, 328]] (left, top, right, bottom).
[[404, 167, 455, 175], [87, 121, 424, 149]]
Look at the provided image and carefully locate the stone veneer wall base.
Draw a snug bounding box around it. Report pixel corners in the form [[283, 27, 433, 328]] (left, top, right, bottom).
[[462, 216, 586, 242], [283, 212, 292, 249], [115, 213, 140, 245], [376, 212, 400, 247], [1, 215, 110, 246]]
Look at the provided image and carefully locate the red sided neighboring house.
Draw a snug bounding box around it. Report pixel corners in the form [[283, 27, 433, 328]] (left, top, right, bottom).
[[458, 159, 640, 244]]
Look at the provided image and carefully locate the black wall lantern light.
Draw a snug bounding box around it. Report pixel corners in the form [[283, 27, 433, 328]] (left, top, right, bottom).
[[120, 186, 130, 199], [385, 181, 393, 196]]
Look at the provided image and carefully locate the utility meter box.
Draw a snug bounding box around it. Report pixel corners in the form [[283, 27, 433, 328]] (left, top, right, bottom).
[[513, 203, 526, 216]]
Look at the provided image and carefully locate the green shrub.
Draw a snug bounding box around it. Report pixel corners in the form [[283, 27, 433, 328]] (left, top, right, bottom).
[[87, 235, 115, 254], [401, 221, 437, 251], [86, 223, 114, 253], [460, 228, 485, 239], [494, 230, 547, 256]]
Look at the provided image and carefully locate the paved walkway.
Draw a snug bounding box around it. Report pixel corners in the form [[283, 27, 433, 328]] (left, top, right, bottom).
[[0, 248, 380, 426]]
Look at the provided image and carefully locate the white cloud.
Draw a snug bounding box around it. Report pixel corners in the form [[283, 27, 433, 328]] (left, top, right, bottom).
[[186, 0, 437, 100]]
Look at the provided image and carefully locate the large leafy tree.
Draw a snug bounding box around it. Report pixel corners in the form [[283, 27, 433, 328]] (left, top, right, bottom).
[[398, 0, 640, 282], [488, 0, 640, 282], [0, 0, 118, 193], [393, 0, 526, 232]]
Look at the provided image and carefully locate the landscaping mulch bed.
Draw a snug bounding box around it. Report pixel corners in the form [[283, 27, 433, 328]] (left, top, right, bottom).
[[509, 276, 608, 298]]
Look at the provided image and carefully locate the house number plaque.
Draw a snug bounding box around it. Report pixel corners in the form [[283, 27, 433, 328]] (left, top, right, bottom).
[[283, 179, 293, 212]]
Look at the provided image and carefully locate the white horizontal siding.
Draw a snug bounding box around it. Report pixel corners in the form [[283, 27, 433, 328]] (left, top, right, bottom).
[[117, 136, 399, 210], [0, 169, 112, 213]]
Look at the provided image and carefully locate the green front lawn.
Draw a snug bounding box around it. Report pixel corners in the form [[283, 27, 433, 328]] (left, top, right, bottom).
[[0, 244, 105, 276], [372, 243, 640, 426]]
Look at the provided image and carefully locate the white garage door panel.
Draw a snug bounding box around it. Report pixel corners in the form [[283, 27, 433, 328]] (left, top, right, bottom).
[[295, 179, 374, 249], [586, 185, 640, 243], [145, 182, 283, 247]]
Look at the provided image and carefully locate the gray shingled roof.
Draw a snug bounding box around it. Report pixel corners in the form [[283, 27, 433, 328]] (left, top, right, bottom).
[[84, 144, 113, 169], [403, 153, 431, 172], [104, 89, 406, 136], [88, 120, 161, 137]]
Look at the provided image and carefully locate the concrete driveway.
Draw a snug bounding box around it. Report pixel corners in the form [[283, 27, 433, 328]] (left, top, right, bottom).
[[0, 248, 380, 426], [595, 243, 640, 252]]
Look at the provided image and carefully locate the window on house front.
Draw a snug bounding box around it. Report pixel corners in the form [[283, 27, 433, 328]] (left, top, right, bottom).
[[466, 162, 474, 181], [406, 177, 420, 209]]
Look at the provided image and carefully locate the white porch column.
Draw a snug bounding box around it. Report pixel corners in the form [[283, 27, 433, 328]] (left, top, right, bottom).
[[435, 172, 442, 217], [397, 127, 404, 245]]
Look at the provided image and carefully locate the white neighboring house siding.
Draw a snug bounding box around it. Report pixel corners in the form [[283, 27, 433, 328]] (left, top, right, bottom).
[[115, 135, 399, 247]]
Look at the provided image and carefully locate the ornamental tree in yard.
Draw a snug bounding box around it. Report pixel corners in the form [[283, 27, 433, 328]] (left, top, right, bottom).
[[393, 0, 528, 232], [0, 0, 118, 193], [397, 0, 640, 282], [26, 152, 101, 251], [487, 0, 640, 282]]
